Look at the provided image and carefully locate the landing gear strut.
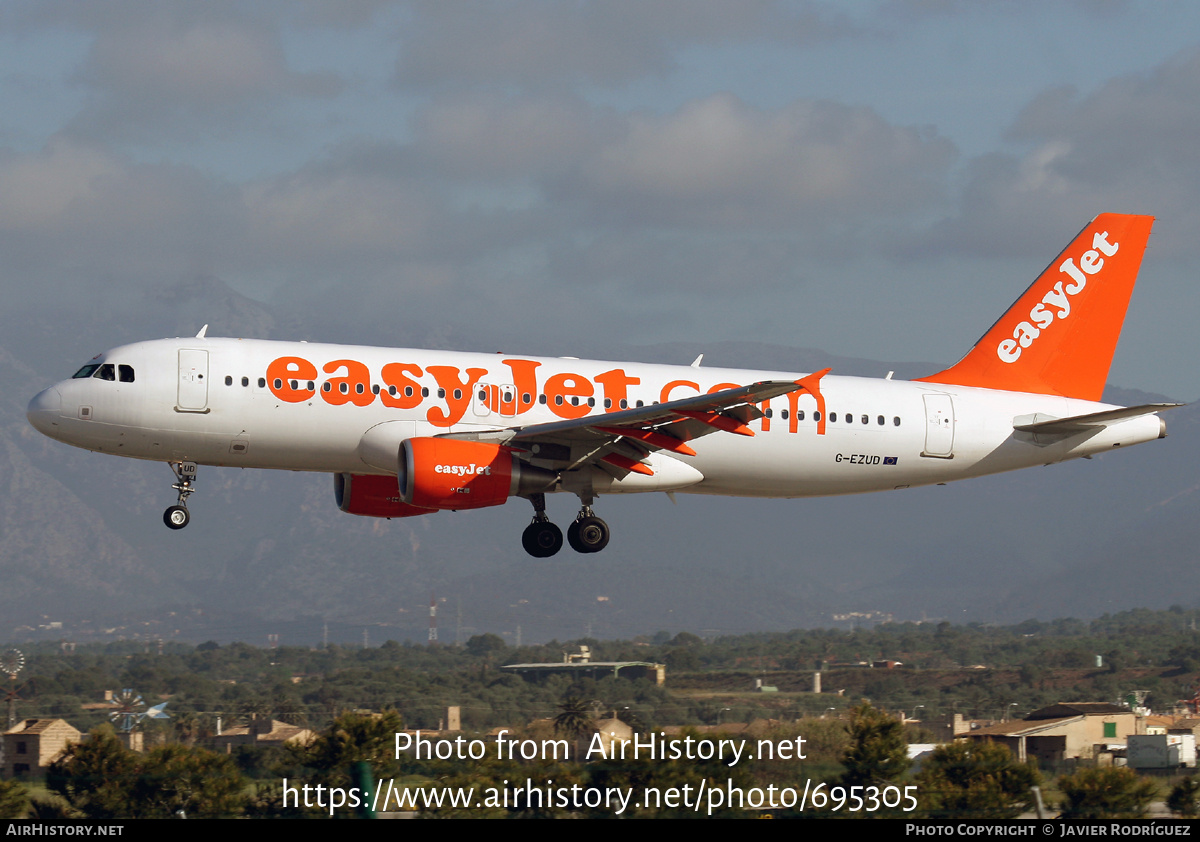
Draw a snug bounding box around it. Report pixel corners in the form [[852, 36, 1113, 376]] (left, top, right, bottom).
[[522, 493, 563, 557], [163, 461, 197, 530]]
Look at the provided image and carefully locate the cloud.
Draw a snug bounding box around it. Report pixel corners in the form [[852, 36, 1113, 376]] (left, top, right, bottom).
[[90, 24, 299, 105], [922, 49, 1200, 257], [66, 15, 340, 141], [0, 140, 123, 229], [395, 0, 862, 91], [1010, 51, 1200, 188], [415, 95, 612, 179], [565, 93, 955, 232], [229, 88, 957, 292], [411, 90, 956, 237], [0, 80, 962, 349], [0, 137, 240, 282], [241, 165, 437, 260]]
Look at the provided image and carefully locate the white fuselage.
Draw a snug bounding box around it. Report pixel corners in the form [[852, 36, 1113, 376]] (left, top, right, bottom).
[[26, 336, 1164, 499]]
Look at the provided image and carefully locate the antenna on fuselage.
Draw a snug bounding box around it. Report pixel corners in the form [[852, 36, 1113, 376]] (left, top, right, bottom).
[[195, 325, 209, 338]]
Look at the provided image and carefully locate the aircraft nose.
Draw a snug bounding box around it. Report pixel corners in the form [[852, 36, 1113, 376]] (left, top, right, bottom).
[[27, 386, 63, 435]]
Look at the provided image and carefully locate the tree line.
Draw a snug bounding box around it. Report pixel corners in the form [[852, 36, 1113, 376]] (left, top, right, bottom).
[[2, 702, 1196, 818]]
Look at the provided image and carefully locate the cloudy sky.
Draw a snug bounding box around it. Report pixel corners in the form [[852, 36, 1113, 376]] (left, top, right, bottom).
[[4, 1, 1200, 398]]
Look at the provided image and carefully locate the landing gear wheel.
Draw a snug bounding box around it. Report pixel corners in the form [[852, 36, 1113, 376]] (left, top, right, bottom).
[[163, 505, 190, 530], [522, 521, 563, 557], [567, 516, 610, 554]]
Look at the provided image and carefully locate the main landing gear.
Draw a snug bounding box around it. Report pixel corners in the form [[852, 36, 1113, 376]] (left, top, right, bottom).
[[521, 493, 610, 557], [163, 461, 197, 530], [567, 507, 610, 554], [522, 493, 563, 557]]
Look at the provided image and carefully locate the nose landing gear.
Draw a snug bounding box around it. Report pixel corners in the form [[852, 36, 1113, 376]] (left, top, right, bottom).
[[163, 461, 197, 530]]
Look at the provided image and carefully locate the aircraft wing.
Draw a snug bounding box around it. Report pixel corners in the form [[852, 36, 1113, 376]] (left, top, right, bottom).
[[444, 377, 819, 477]]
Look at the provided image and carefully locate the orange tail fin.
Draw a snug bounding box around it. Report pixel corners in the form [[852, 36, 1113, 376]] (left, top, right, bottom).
[[917, 213, 1154, 401]]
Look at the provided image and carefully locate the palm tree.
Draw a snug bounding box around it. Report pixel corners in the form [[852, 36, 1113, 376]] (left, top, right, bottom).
[[553, 697, 594, 740], [172, 711, 200, 746]]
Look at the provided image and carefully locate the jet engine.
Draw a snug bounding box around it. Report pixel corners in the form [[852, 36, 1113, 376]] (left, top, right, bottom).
[[334, 472, 437, 518], [398, 437, 556, 510]]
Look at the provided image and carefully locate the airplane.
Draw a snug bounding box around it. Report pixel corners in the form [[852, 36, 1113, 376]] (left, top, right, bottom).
[[26, 213, 1179, 557]]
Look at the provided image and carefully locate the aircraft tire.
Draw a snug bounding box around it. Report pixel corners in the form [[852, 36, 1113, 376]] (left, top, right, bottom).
[[522, 522, 562, 557], [568, 516, 609, 553], [163, 505, 190, 530]]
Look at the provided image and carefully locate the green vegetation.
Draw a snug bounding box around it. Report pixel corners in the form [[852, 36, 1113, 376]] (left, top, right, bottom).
[[6, 607, 1200, 818], [840, 703, 910, 787], [1168, 775, 1200, 817], [915, 740, 1040, 819], [1056, 767, 1158, 819], [48, 726, 246, 818], [0, 779, 29, 819], [11, 604, 1200, 734], [553, 697, 595, 740]]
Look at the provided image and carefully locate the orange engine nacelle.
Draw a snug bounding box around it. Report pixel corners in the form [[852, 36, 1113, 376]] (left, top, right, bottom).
[[398, 437, 556, 510], [334, 473, 438, 518]]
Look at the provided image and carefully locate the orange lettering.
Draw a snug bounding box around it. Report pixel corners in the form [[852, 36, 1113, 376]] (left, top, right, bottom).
[[380, 362, 424, 409], [759, 400, 771, 432], [595, 369, 641, 412], [266, 357, 317, 403], [502, 359, 542, 415], [789, 368, 830, 435], [786, 391, 802, 433], [544, 372, 593, 419], [322, 359, 374, 407], [660, 379, 700, 403], [426, 366, 488, 427]]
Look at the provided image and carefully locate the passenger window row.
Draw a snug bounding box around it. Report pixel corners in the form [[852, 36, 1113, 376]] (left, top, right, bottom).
[[232, 372, 904, 428], [249, 377, 654, 409], [761, 407, 901, 427]]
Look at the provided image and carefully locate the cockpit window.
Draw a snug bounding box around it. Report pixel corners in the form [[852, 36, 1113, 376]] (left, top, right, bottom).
[[73, 364, 100, 379], [94, 364, 116, 381], [118, 365, 135, 383]]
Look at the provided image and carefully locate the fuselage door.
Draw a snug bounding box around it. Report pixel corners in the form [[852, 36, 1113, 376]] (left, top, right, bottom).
[[473, 383, 492, 417], [921, 393, 955, 458], [177, 349, 209, 412], [499, 384, 517, 417]]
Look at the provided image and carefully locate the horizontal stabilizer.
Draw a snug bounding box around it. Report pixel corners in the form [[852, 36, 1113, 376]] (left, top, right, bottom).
[[1013, 403, 1182, 435]]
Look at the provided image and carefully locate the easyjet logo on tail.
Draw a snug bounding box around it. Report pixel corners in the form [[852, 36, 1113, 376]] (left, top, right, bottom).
[[917, 213, 1154, 402], [996, 229, 1119, 364]]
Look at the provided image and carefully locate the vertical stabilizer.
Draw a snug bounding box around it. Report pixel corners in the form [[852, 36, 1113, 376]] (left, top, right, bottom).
[[917, 213, 1154, 401]]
